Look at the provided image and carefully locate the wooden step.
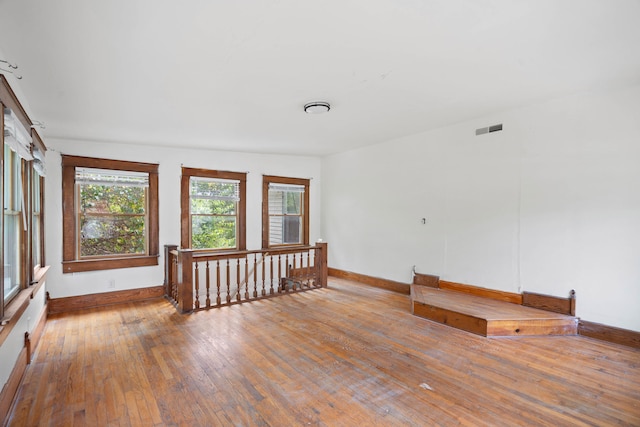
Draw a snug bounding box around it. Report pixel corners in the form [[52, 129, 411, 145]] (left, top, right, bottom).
[[411, 284, 578, 337]]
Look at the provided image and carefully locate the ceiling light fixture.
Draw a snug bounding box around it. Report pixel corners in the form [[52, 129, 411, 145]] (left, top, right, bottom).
[[304, 101, 330, 114]]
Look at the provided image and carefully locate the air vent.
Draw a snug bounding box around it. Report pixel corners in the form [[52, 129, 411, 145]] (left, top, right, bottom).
[[475, 123, 503, 136]]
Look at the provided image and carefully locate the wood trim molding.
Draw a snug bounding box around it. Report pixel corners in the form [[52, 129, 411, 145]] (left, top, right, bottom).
[[180, 168, 247, 251], [262, 175, 310, 249], [412, 272, 440, 288], [48, 286, 164, 314], [578, 320, 640, 349], [61, 155, 160, 273], [0, 347, 28, 425], [0, 74, 32, 131], [329, 268, 410, 295], [523, 290, 576, 316], [438, 280, 523, 305]]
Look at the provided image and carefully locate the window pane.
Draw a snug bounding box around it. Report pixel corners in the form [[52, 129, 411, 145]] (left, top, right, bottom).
[[269, 216, 301, 245], [3, 146, 22, 302], [191, 198, 236, 215], [33, 213, 41, 268], [191, 215, 236, 249], [3, 212, 21, 301], [32, 170, 42, 268], [285, 192, 302, 214], [80, 215, 146, 256], [80, 184, 146, 214], [268, 190, 302, 215], [190, 179, 239, 200]]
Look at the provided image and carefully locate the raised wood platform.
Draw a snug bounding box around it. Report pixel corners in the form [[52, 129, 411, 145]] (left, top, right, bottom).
[[411, 285, 578, 337]]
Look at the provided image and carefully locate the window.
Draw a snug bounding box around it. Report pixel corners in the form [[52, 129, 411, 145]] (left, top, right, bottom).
[[3, 144, 24, 304], [2, 77, 49, 318], [61, 155, 159, 273], [31, 132, 46, 274], [262, 175, 309, 248], [181, 168, 246, 251]]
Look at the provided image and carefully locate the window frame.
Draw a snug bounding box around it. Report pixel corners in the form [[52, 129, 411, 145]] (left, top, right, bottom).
[[180, 167, 246, 251], [1, 74, 38, 318], [31, 130, 46, 276], [61, 155, 159, 273], [3, 142, 27, 305], [262, 175, 310, 249]]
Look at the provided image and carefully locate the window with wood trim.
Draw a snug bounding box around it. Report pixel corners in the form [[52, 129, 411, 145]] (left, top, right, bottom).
[[61, 155, 159, 273], [262, 175, 309, 248], [31, 131, 46, 275], [1, 76, 50, 322], [181, 167, 246, 251], [3, 143, 25, 304]]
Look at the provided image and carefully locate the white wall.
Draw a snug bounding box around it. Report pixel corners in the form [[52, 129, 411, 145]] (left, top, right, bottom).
[[0, 283, 47, 393], [44, 140, 322, 298], [321, 84, 640, 331]]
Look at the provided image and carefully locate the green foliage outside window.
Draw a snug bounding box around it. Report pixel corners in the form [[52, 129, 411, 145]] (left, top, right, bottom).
[[190, 179, 238, 250], [79, 184, 147, 256]]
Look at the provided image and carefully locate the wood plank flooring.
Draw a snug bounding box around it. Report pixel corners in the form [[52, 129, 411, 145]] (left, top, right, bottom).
[[7, 278, 640, 426], [411, 285, 578, 337]]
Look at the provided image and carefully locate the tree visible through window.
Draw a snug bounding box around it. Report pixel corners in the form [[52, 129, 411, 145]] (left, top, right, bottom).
[[181, 168, 246, 251], [190, 177, 238, 249], [77, 168, 148, 257], [61, 155, 159, 273]]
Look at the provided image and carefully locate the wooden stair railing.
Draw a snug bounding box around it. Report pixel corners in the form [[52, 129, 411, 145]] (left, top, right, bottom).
[[164, 242, 328, 313]]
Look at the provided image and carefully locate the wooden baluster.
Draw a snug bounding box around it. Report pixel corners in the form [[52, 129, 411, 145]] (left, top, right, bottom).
[[292, 253, 297, 291], [216, 260, 221, 306], [305, 251, 311, 288], [244, 257, 249, 300], [205, 260, 211, 308], [194, 261, 200, 309], [172, 256, 178, 301], [286, 253, 291, 292], [236, 258, 242, 302], [253, 254, 258, 298], [226, 259, 231, 304], [277, 254, 282, 293], [269, 255, 274, 295], [260, 253, 267, 296]]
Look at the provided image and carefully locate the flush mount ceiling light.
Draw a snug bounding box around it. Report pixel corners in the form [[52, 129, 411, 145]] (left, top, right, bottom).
[[304, 101, 330, 114]]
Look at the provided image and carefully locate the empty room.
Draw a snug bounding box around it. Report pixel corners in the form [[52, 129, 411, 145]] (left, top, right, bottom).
[[1, 1, 639, 425]]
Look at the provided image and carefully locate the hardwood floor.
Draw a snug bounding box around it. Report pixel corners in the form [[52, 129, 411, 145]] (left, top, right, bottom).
[[7, 278, 640, 426]]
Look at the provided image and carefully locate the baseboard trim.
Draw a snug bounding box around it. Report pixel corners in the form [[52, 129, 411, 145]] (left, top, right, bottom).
[[48, 286, 164, 314], [438, 280, 523, 305], [578, 320, 640, 349], [0, 347, 27, 425], [412, 273, 440, 288], [328, 268, 410, 294], [523, 290, 576, 316]]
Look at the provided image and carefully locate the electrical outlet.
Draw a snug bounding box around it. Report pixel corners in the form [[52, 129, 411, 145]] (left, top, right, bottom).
[[108, 279, 116, 289]]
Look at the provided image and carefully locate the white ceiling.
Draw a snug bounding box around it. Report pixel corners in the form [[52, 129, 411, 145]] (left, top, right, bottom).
[[1, 0, 639, 156]]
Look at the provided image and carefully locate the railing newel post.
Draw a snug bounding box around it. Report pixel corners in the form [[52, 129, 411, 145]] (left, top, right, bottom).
[[178, 249, 194, 313], [163, 244, 178, 299], [315, 242, 328, 288]]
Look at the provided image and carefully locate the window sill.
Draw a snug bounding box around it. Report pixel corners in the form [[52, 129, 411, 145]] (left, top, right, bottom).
[[62, 255, 158, 273]]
